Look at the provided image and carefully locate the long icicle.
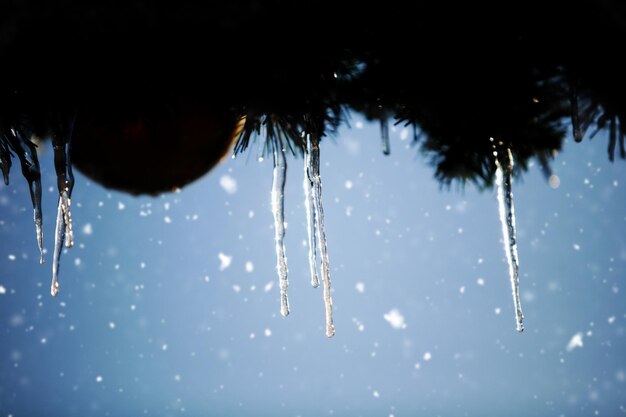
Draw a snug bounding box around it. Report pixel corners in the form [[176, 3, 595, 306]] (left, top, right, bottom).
[[494, 144, 524, 332], [303, 136, 320, 288], [8, 128, 44, 264], [271, 136, 290, 317], [50, 113, 76, 296], [307, 133, 335, 337], [51, 197, 66, 296]]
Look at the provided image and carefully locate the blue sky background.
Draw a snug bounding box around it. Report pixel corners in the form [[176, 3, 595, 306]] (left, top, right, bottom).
[[0, 118, 625, 416]]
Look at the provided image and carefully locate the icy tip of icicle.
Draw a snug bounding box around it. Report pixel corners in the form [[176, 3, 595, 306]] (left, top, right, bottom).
[[61, 194, 74, 248], [326, 325, 335, 338], [516, 321, 524, 333], [280, 284, 290, 317], [50, 281, 59, 297], [573, 129, 583, 143]]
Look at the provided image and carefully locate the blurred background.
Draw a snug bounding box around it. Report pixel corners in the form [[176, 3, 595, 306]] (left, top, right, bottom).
[[0, 119, 625, 416]]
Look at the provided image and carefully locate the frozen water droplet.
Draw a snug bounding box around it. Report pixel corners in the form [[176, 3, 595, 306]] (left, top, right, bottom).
[[495, 147, 524, 332], [548, 174, 560, 189]]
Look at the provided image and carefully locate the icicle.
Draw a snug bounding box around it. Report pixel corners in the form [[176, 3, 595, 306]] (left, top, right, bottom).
[[380, 118, 390, 155], [52, 116, 76, 249], [608, 116, 617, 162], [50, 114, 76, 296], [271, 140, 290, 317], [51, 197, 65, 296], [303, 139, 320, 288], [8, 128, 44, 264], [619, 120, 626, 159], [307, 134, 335, 337], [494, 144, 524, 332], [570, 82, 583, 142], [0, 137, 12, 185]]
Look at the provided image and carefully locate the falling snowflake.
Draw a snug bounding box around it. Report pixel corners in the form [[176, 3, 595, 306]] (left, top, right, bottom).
[[219, 175, 238, 194], [218, 252, 232, 271], [566, 332, 584, 352], [82, 223, 93, 235], [383, 309, 407, 329]]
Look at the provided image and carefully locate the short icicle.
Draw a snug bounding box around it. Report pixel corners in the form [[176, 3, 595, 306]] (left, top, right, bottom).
[[494, 142, 524, 332], [0, 137, 12, 185], [303, 137, 320, 288], [380, 118, 390, 155], [608, 116, 617, 162], [8, 128, 44, 264], [271, 139, 290, 317], [569, 81, 583, 142], [307, 133, 335, 337], [50, 114, 76, 296]]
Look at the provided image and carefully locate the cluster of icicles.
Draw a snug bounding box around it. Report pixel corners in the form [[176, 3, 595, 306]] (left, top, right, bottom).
[[1, 120, 526, 336], [270, 133, 335, 337], [0, 123, 75, 297], [268, 125, 525, 336]]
